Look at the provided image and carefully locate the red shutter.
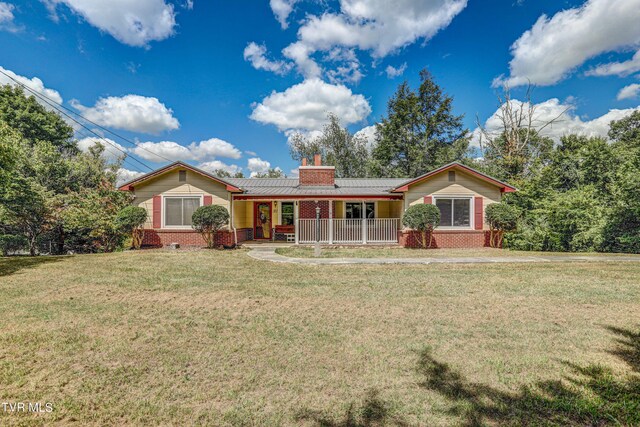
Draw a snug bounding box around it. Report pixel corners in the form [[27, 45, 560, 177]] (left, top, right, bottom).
[[152, 195, 162, 229], [424, 196, 432, 204], [474, 196, 483, 230], [203, 195, 213, 206]]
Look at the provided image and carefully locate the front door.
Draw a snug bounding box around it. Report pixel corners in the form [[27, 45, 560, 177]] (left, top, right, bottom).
[[254, 202, 272, 239]]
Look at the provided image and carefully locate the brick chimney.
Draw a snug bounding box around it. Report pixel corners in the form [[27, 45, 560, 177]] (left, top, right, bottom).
[[299, 154, 335, 186]]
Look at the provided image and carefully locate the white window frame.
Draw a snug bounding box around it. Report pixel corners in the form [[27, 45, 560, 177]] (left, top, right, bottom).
[[343, 201, 376, 219], [432, 195, 474, 230], [162, 194, 204, 229], [279, 200, 296, 226]]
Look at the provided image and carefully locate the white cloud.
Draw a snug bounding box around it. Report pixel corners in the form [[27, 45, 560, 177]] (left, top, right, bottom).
[[250, 78, 371, 133], [289, 168, 299, 178], [132, 138, 241, 162], [45, 0, 177, 47], [72, 94, 179, 134], [496, 0, 640, 87], [0, 2, 19, 32], [472, 97, 640, 148], [270, 0, 297, 29], [587, 50, 640, 77], [198, 160, 242, 176], [0, 66, 63, 104], [617, 83, 640, 100], [244, 42, 293, 75], [247, 157, 271, 177], [354, 124, 377, 149], [385, 63, 407, 78], [116, 168, 144, 186], [77, 136, 127, 162], [283, 0, 467, 78]]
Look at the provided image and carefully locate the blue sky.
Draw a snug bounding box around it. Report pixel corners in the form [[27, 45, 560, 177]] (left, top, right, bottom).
[[1, 0, 639, 181]]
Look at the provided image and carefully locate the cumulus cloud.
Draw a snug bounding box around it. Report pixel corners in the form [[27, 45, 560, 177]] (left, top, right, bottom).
[[385, 63, 407, 78], [587, 50, 640, 78], [282, 0, 467, 78], [250, 78, 371, 133], [247, 157, 271, 177], [472, 97, 640, 148], [132, 138, 241, 162], [496, 0, 640, 87], [244, 42, 293, 75], [116, 168, 144, 186], [72, 95, 179, 134], [270, 0, 297, 29], [354, 124, 378, 149], [0, 66, 63, 104], [617, 83, 640, 100], [198, 160, 243, 176], [77, 136, 127, 162], [45, 0, 177, 47]]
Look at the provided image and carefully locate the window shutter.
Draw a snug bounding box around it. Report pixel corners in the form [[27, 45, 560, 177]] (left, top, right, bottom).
[[474, 196, 483, 230], [203, 195, 213, 206], [152, 195, 162, 228], [424, 196, 432, 204]]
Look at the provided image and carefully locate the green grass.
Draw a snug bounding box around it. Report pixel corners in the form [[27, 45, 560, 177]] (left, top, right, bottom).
[[275, 246, 636, 259], [1, 249, 639, 426]]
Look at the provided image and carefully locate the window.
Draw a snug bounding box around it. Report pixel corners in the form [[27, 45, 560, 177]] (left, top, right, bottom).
[[448, 171, 455, 182], [435, 198, 471, 227], [164, 197, 201, 227], [281, 202, 294, 225], [178, 170, 187, 182], [345, 202, 375, 219]]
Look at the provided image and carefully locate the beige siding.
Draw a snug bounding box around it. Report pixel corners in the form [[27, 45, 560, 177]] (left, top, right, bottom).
[[404, 170, 502, 230], [132, 169, 231, 229]]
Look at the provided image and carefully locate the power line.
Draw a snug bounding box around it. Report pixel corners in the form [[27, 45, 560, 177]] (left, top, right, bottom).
[[0, 69, 154, 171]]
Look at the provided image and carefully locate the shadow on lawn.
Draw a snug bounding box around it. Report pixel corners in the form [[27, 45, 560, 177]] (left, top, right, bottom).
[[295, 389, 409, 427], [418, 326, 640, 426], [0, 255, 67, 277]]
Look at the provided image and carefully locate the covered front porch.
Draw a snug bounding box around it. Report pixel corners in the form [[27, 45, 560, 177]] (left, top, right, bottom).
[[232, 198, 403, 245]]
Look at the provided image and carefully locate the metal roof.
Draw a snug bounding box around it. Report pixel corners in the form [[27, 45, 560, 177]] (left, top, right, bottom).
[[225, 177, 407, 196]]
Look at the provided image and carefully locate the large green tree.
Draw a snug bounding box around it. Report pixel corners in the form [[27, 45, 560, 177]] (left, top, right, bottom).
[[289, 113, 370, 178], [370, 69, 469, 178]]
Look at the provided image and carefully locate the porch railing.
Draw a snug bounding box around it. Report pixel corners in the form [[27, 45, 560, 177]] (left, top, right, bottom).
[[297, 218, 400, 244]]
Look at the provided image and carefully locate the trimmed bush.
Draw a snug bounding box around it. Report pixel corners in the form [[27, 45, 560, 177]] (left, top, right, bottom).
[[485, 202, 520, 248], [192, 205, 230, 249], [115, 206, 148, 249], [402, 204, 440, 248]]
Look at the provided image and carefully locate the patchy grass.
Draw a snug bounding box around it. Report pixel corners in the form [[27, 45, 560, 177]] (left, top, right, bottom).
[[1, 249, 639, 426], [275, 246, 637, 259]]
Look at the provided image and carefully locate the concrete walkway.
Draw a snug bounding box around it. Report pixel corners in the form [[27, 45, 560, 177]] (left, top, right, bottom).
[[247, 247, 640, 265]]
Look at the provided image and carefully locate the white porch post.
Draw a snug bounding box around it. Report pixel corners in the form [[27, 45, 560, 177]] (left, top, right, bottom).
[[362, 201, 367, 244], [294, 201, 299, 244], [328, 200, 334, 244]]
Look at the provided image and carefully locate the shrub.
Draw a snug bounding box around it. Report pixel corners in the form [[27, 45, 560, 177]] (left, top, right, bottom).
[[485, 202, 521, 248], [0, 234, 27, 256], [115, 206, 148, 249], [192, 205, 230, 249], [402, 204, 440, 248]]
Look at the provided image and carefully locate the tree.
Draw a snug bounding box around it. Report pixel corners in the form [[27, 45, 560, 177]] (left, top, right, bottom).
[[370, 69, 469, 178], [0, 85, 76, 153], [477, 84, 562, 182], [115, 206, 148, 249], [402, 204, 441, 249], [252, 168, 286, 178], [289, 113, 370, 178], [212, 169, 244, 178], [191, 205, 230, 248], [485, 202, 520, 248]]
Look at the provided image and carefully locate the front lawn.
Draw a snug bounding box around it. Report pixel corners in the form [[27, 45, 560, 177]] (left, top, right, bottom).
[[1, 249, 639, 425], [275, 246, 635, 259]]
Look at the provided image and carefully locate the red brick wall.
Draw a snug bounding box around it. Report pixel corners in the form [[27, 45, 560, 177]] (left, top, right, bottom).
[[298, 167, 335, 186], [399, 230, 493, 248], [142, 228, 252, 248], [299, 201, 337, 219]]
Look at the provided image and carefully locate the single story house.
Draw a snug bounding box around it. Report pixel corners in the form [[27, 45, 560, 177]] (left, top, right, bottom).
[[118, 155, 516, 248]]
